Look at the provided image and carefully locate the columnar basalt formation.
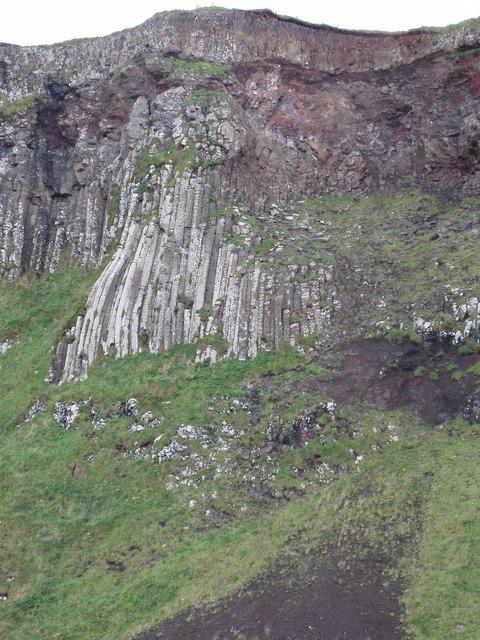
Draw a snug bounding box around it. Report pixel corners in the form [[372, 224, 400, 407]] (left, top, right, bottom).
[[1, 9, 480, 379], [55, 162, 337, 381]]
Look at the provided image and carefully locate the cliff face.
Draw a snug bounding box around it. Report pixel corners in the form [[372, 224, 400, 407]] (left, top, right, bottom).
[[1, 9, 480, 380], [2, 12, 480, 640]]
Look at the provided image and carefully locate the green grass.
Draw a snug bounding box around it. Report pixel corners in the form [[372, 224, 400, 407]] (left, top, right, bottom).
[[405, 438, 480, 639], [432, 17, 480, 34], [387, 326, 422, 345], [2, 390, 479, 639], [302, 193, 480, 304], [176, 294, 194, 309], [0, 94, 36, 119], [106, 188, 120, 227], [208, 204, 237, 218], [452, 46, 480, 61], [134, 141, 202, 188], [458, 339, 480, 356], [169, 58, 229, 76], [0, 269, 96, 428], [267, 192, 480, 339], [57, 340, 304, 421], [0, 271, 320, 639], [1, 191, 480, 639], [133, 90, 229, 190], [185, 89, 227, 111], [297, 331, 326, 349], [196, 305, 211, 323]]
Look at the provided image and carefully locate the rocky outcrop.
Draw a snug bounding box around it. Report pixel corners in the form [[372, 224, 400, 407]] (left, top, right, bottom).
[[2, 10, 480, 85], [1, 9, 480, 379], [53, 103, 338, 379]]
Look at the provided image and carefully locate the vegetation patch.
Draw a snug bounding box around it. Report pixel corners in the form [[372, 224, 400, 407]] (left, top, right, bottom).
[[134, 140, 201, 183], [0, 268, 96, 428], [1, 191, 480, 640], [134, 139, 211, 193], [458, 339, 480, 356], [169, 58, 229, 76], [106, 187, 120, 228], [250, 192, 480, 342], [0, 94, 36, 119], [177, 294, 194, 309], [452, 46, 480, 61], [432, 17, 480, 34], [196, 305, 211, 323], [185, 89, 227, 112], [208, 204, 237, 219], [387, 326, 422, 345]]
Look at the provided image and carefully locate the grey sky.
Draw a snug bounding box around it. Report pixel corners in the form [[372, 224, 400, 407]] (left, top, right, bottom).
[[3, 0, 479, 46]]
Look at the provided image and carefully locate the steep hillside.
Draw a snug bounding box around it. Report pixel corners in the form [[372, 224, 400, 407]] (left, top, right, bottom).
[[0, 9, 480, 640]]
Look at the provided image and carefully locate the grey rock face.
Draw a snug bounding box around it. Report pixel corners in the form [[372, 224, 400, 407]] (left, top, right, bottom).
[[1, 9, 480, 379], [45, 87, 339, 380], [23, 399, 46, 423], [53, 400, 85, 429], [0, 339, 12, 353], [54, 160, 337, 380]]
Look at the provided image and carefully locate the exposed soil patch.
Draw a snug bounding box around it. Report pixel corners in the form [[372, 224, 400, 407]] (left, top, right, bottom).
[[136, 556, 403, 640], [313, 338, 480, 424]]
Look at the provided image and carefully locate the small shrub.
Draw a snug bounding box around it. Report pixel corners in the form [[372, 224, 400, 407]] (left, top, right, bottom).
[[431, 312, 458, 334], [298, 332, 325, 349], [386, 327, 422, 345], [0, 94, 35, 119], [185, 89, 227, 112], [452, 47, 480, 61], [225, 233, 245, 248], [253, 237, 275, 257], [467, 362, 480, 377], [386, 360, 399, 370], [177, 295, 194, 309], [170, 58, 229, 76], [458, 340, 480, 356], [196, 332, 229, 356], [135, 183, 151, 197], [197, 306, 211, 323]]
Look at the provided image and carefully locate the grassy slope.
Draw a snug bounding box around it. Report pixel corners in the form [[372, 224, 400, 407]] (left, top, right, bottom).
[[433, 17, 480, 34], [223, 193, 480, 348], [2, 392, 479, 639], [268, 193, 480, 328], [405, 438, 480, 637], [0, 269, 96, 427], [0, 193, 479, 639]]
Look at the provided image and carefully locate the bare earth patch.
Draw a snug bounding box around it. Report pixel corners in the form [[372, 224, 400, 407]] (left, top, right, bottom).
[[314, 338, 480, 425], [137, 555, 403, 640]]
